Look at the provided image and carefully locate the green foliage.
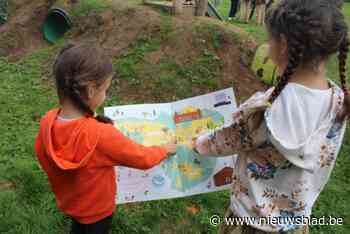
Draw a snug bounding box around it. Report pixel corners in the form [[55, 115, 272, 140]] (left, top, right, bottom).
[[197, 23, 227, 49], [177, 50, 223, 89], [114, 35, 161, 81], [0, 0, 8, 24]]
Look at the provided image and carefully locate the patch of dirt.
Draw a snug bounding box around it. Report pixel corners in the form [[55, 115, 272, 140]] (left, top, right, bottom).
[[216, 34, 266, 103], [0, 181, 15, 192], [0, 0, 51, 59], [158, 17, 266, 103], [145, 50, 164, 64], [69, 5, 163, 57]]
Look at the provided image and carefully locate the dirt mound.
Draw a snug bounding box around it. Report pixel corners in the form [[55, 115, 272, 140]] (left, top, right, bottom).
[[158, 17, 265, 102], [0, 0, 51, 59], [69, 5, 163, 57], [67, 4, 266, 102], [0, 0, 266, 102]]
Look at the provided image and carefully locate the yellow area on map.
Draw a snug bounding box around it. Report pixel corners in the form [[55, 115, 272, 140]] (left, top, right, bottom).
[[178, 162, 203, 180], [175, 117, 219, 148], [180, 107, 198, 114], [173, 161, 204, 190], [114, 121, 175, 147]]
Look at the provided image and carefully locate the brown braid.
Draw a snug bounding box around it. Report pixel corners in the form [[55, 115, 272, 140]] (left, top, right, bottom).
[[269, 40, 305, 103], [336, 35, 350, 121], [69, 79, 95, 116], [338, 36, 350, 96], [68, 79, 114, 124], [54, 43, 114, 125]]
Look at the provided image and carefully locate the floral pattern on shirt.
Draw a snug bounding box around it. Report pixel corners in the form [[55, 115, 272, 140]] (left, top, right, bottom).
[[196, 82, 347, 232]]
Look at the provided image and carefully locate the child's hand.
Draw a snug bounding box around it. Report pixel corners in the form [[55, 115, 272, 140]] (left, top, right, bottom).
[[192, 137, 199, 153], [162, 143, 177, 156], [192, 135, 211, 155]]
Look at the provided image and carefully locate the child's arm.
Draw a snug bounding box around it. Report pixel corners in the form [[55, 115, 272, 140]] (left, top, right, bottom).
[[193, 87, 275, 157], [194, 124, 242, 157], [194, 109, 267, 157], [95, 124, 176, 169]]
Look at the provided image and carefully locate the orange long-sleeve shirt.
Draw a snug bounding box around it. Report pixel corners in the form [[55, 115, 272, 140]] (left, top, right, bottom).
[[34, 108, 168, 224]]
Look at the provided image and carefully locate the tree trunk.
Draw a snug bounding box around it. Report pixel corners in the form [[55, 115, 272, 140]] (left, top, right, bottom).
[[240, 0, 251, 22], [195, 0, 207, 16]]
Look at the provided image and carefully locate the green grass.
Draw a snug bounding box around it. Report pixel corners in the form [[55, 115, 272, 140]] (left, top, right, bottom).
[[0, 1, 349, 234], [213, 0, 267, 43], [0, 45, 69, 233]]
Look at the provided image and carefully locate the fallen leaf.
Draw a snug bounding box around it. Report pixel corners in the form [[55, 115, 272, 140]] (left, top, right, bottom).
[[186, 204, 201, 215]]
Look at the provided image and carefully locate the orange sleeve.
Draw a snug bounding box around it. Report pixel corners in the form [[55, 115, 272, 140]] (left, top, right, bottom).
[[95, 124, 168, 169]]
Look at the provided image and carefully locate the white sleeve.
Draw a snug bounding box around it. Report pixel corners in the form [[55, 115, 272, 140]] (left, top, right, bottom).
[[195, 88, 275, 157], [264, 85, 331, 172]]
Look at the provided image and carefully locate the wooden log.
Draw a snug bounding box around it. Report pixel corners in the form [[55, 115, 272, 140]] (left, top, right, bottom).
[[195, 0, 207, 16]]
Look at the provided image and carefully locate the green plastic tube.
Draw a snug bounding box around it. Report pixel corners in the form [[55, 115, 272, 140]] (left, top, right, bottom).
[[43, 0, 74, 44]]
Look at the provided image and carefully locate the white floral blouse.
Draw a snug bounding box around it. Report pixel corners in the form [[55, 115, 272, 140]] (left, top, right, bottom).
[[195, 81, 347, 232]]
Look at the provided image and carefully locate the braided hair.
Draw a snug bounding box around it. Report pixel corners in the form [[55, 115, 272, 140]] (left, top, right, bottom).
[[265, 0, 349, 109], [54, 43, 114, 124]]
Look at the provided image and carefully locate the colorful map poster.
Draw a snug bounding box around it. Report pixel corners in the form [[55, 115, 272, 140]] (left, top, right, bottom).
[[104, 88, 237, 204]]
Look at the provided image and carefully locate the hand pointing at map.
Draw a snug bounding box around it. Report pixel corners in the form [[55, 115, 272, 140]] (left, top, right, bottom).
[[162, 143, 177, 156]]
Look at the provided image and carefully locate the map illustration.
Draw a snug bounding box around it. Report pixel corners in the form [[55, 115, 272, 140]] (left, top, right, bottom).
[[104, 88, 237, 204]]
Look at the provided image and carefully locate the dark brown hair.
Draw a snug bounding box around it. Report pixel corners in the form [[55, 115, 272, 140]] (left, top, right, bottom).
[[53, 43, 114, 124], [265, 0, 349, 118]]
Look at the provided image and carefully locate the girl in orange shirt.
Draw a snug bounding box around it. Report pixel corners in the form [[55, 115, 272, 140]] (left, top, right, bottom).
[[34, 43, 176, 234]]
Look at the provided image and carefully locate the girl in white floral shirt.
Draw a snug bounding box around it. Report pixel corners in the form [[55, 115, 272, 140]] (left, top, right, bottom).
[[195, 0, 349, 233]]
